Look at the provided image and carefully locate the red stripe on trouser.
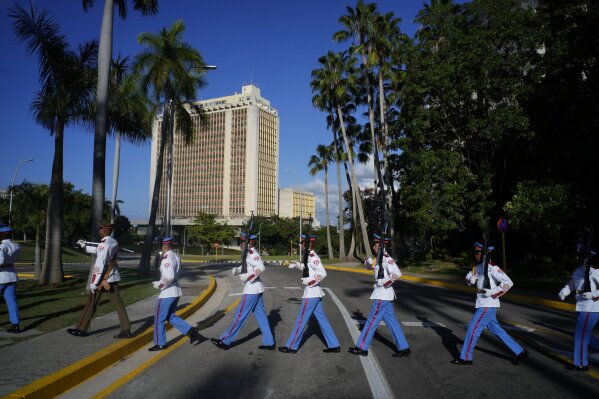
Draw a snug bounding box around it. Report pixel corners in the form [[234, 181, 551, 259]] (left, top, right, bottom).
[[289, 298, 310, 348], [154, 299, 161, 345], [223, 295, 247, 340], [465, 307, 488, 360], [580, 312, 591, 367], [360, 300, 382, 349]]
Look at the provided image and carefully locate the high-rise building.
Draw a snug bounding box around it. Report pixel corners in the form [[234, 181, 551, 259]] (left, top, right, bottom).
[[278, 188, 316, 220], [150, 85, 279, 227]]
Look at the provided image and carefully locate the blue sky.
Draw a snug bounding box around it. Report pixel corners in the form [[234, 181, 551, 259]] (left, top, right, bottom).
[[0, 0, 426, 224]]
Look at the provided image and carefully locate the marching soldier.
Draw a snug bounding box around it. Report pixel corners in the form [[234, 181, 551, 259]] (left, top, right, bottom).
[[348, 234, 411, 357], [211, 233, 274, 350], [278, 234, 340, 353], [0, 224, 22, 333], [557, 248, 599, 371], [67, 223, 131, 338], [149, 237, 200, 351], [451, 242, 528, 365]]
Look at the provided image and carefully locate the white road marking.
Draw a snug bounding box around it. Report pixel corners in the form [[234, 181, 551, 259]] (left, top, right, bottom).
[[324, 287, 396, 399], [228, 293, 243, 297], [353, 320, 447, 328], [284, 286, 302, 289], [503, 324, 536, 333]]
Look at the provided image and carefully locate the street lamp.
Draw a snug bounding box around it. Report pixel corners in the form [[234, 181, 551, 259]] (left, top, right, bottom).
[[164, 65, 217, 238], [8, 157, 34, 227], [285, 168, 303, 260]]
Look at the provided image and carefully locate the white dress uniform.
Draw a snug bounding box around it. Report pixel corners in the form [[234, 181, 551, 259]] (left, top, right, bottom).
[[0, 239, 20, 284], [558, 264, 599, 368], [370, 253, 402, 300], [281, 249, 340, 352], [0, 238, 21, 328], [457, 259, 525, 363], [216, 246, 274, 347], [85, 236, 121, 285], [152, 249, 193, 347]]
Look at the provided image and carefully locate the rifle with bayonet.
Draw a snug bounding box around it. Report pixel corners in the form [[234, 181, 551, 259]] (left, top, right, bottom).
[[480, 230, 491, 291], [581, 225, 594, 293], [375, 179, 389, 280], [302, 214, 314, 278], [240, 212, 254, 274]]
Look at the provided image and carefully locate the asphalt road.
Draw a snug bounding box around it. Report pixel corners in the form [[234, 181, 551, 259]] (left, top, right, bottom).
[[100, 263, 598, 399]]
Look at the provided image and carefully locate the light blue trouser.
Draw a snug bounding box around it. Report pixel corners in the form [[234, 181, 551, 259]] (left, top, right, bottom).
[[154, 296, 192, 346], [219, 293, 274, 346], [574, 311, 599, 367], [355, 299, 409, 351], [460, 307, 523, 361], [285, 297, 340, 350], [0, 282, 19, 325]]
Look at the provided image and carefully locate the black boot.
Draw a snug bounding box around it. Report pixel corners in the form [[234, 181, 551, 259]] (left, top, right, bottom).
[[393, 348, 411, 357], [450, 359, 473, 365], [278, 346, 298, 353], [258, 344, 276, 350], [323, 346, 341, 353], [186, 327, 200, 344], [67, 328, 87, 337], [6, 324, 21, 334], [148, 345, 166, 351], [113, 329, 132, 339], [513, 350, 529, 365], [210, 338, 231, 350], [348, 346, 368, 356]]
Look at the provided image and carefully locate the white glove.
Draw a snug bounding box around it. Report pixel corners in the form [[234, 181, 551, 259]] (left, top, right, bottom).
[[375, 279, 386, 287], [89, 283, 97, 294], [232, 267, 240, 276], [289, 262, 301, 270], [152, 281, 161, 289], [364, 257, 373, 269], [301, 277, 311, 286], [557, 290, 567, 301], [581, 292, 594, 300], [469, 275, 477, 285], [76, 239, 86, 249]]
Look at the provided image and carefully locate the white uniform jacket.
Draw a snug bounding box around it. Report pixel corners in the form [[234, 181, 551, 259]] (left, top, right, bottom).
[[559, 265, 599, 312], [232, 247, 265, 295], [369, 252, 401, 301], [296, 250, 327, 299], [86, 236, 121, 284], [0, 239, 20, 284], [157, 250, 183, 299], [465, 263, 513, 308]]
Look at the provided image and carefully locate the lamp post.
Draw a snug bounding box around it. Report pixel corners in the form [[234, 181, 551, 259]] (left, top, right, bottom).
[[8, 157, 34, 227], [164, 65, 217, 239]]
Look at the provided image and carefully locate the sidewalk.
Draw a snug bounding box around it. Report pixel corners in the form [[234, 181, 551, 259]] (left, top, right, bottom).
[[0, 266, 212, 398]]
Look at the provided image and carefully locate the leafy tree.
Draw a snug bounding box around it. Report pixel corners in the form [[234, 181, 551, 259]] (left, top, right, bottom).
[[187, 212, 235, 250], [308, 144, 335, 259]]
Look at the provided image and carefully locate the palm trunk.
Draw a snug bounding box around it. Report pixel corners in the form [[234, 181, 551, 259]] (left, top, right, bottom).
[[359, 49, 382, 180], [41, 122, 65, 285], [34, 224, 41, 280], [323, 164, 334, 259], [336, 105, 372, 258], [91, 0, 114, 242], [139, 108, 169, 275], [332, 129, 346, 260], [341, 154, 357, 258], [110, 132, 121, 226]]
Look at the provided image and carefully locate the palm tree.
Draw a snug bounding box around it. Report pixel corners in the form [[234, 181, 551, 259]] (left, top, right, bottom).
[[333, 0, 383, 181], [10, 4, 98, 284], [312, 93, 347, 260], [308, 144, 335, 259], [133, 20, 208, 275], [311, 51, 372, 258], [82, 0, 159, 243]]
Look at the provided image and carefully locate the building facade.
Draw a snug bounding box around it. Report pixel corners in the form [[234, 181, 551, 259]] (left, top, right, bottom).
[[149, 85, 279, 226], [278, 188, 316, 220]]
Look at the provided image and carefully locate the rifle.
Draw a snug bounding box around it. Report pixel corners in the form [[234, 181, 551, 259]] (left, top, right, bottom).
[[375, 179, 390, 280], [582, 225, 594, 293], [302, 214, 314, 278], [481, 230, 491, 290], [240, 212, 254, 274]]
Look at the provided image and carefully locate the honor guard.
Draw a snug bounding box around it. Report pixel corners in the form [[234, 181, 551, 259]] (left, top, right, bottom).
[[0, 225, 22, 334], [557, 247, 599, 371], [211, 233, 275, 350], [348, 234, 411, 357], [278, 234, 340, 353], [452, 242, 528, 365], [149, 237, 200, 351], [67, 223, 131, 338]]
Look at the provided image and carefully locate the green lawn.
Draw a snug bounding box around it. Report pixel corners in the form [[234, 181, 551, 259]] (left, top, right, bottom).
[[14, 241, 90, 263], [0, 269, 155, 342]]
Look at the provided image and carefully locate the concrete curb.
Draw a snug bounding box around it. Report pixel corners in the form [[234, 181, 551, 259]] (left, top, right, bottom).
[[4, 275, 216, 399], [324, 265, 576, 313]]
